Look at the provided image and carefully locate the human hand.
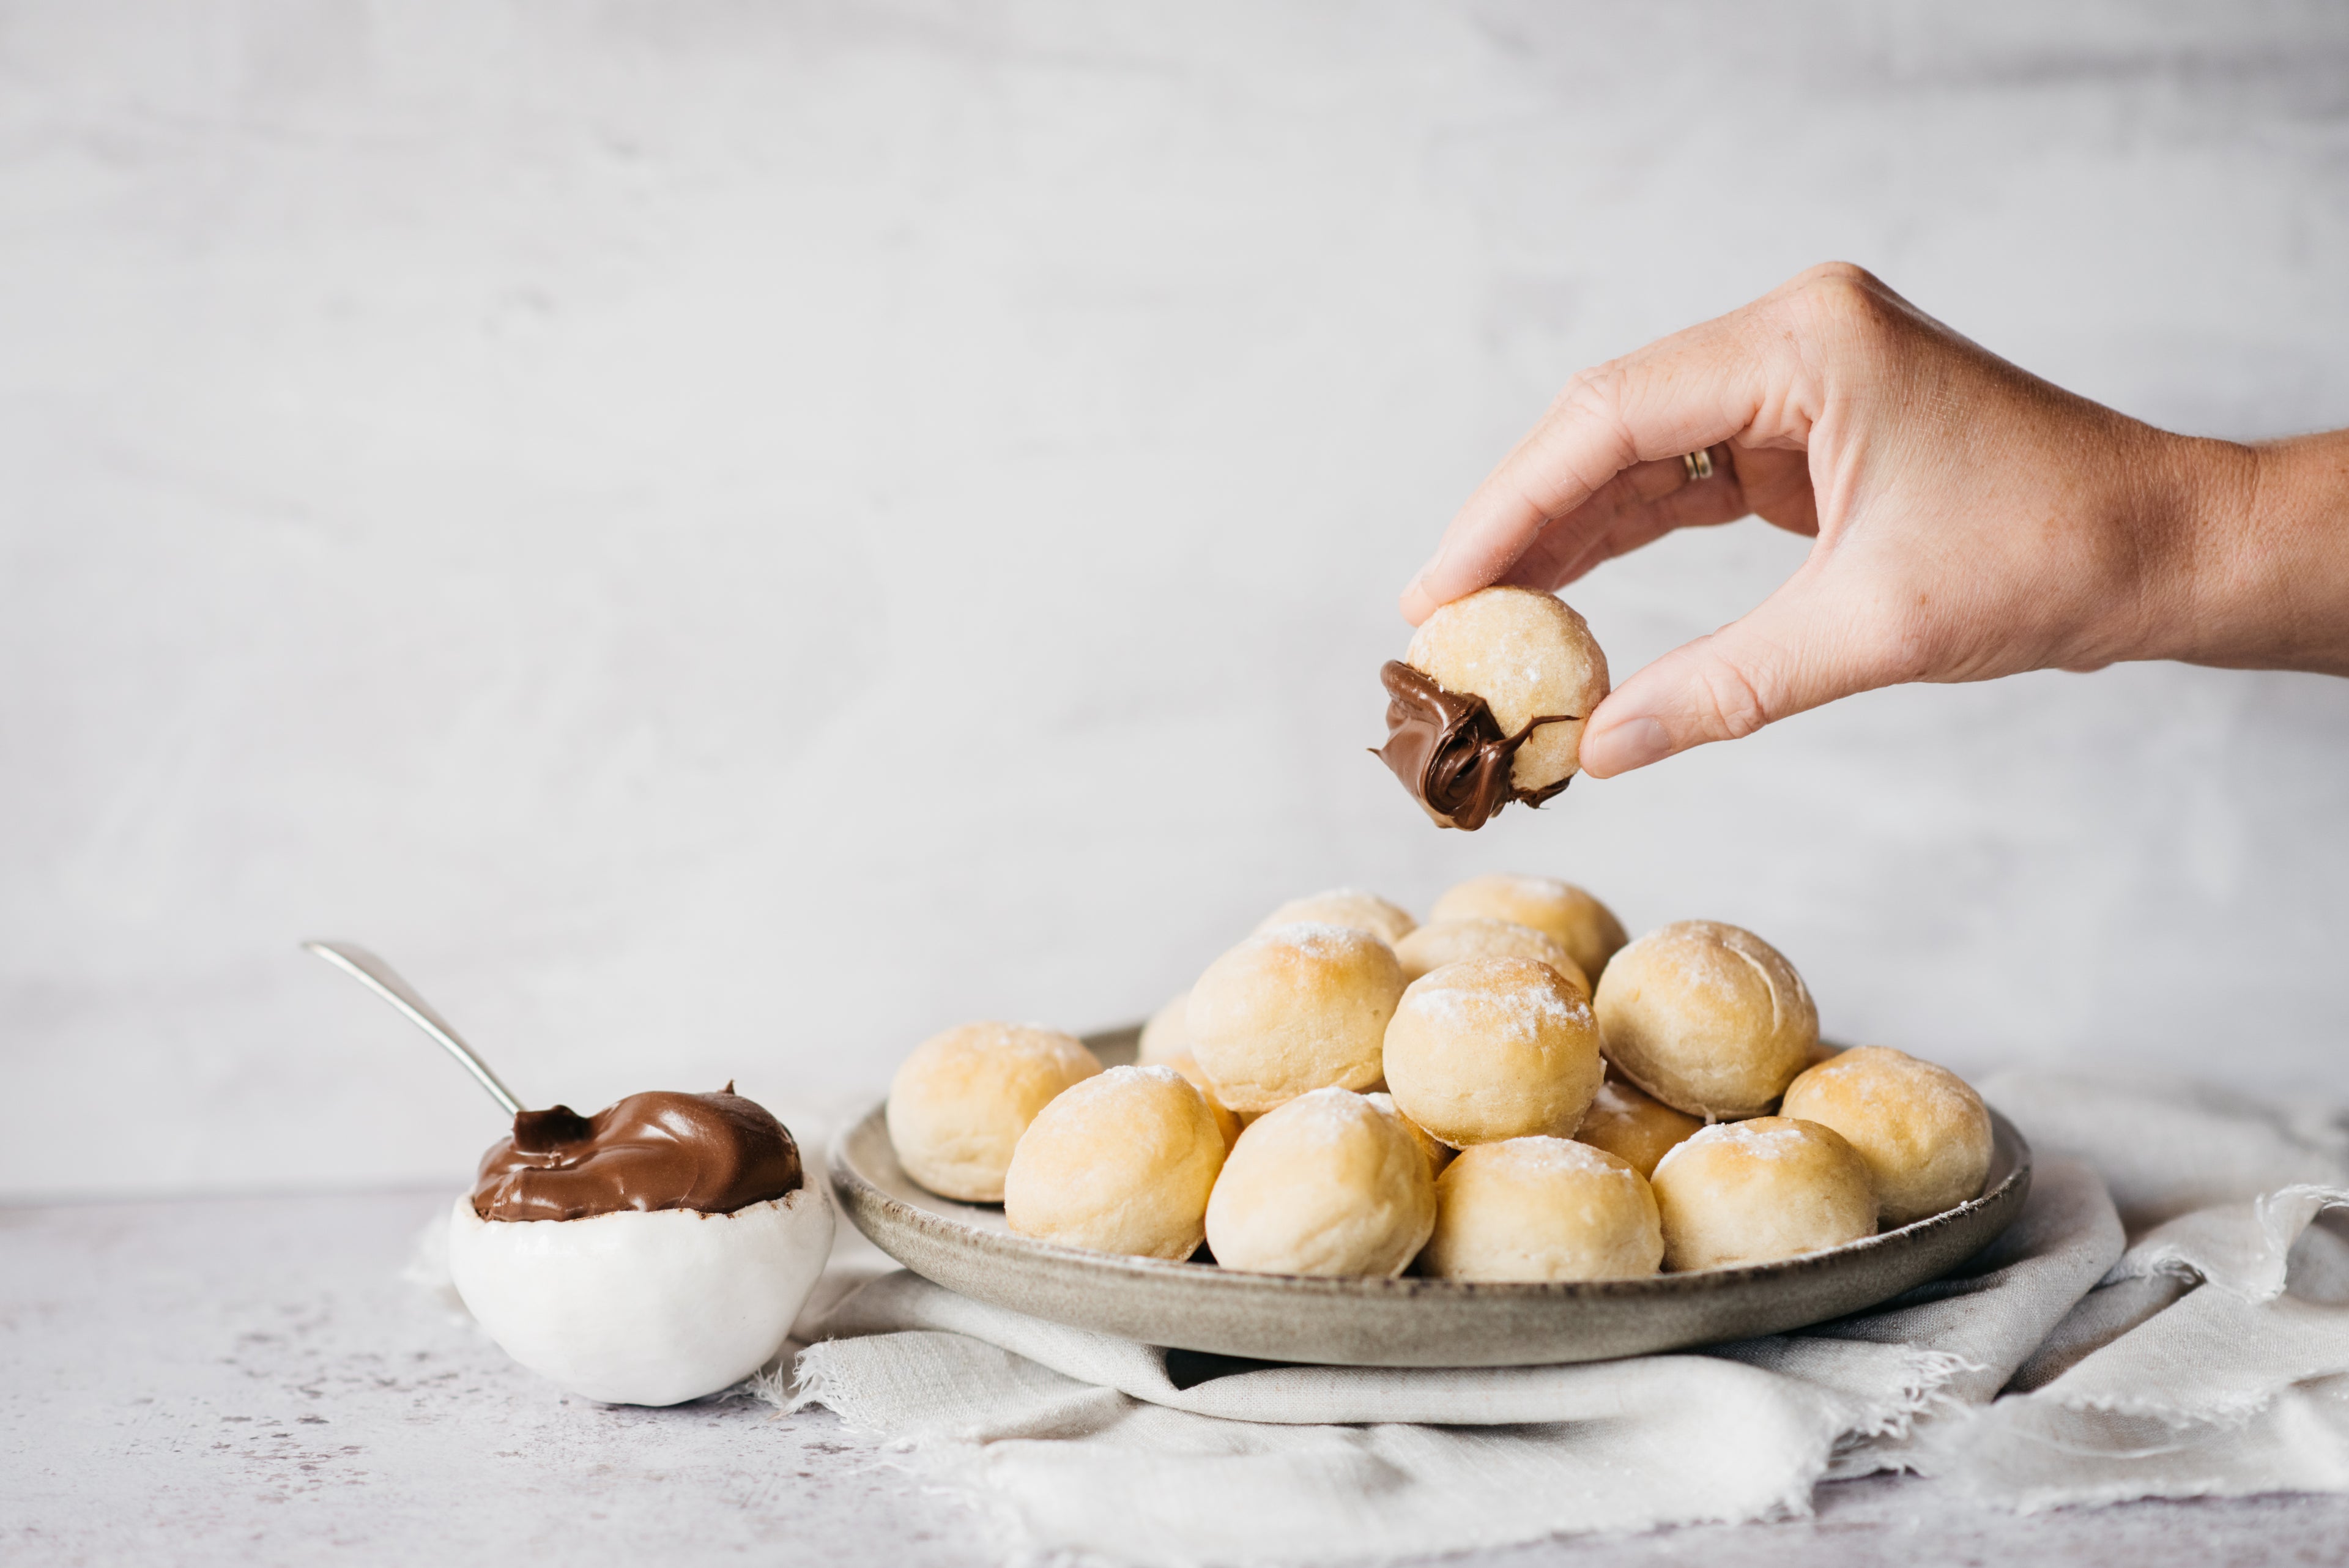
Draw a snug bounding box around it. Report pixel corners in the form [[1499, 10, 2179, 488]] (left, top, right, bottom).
[[1401, 263, 2348, 777]]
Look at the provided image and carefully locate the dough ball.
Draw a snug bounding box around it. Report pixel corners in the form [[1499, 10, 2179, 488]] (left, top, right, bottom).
[[1593, 920, 1817, 1120], [1141, 1001, 1249, 1147], [1255, 889, 1417, 947], [1406, 587, 1610, 793], [1137, 990, 1190, 1065], [1004, 1066, 1228, 1260], [1154, 1049, 1245, 1151], [1365, 1090, 1455, 1180], [1574, 1075, 1704, 1178], [1392, 916, 1590, 994], [1381, 956, 1604, 1148], [1420, 1137, 1663, 1282], [1428, 874, 1628, 987], [1650, 1117, 1876, 1270], [1203, 1088, 1436, 1276], [1780, 1046, 1993, 1226], [887, 1022, 1102, 1202], [1187, 924, 1404, 1113]]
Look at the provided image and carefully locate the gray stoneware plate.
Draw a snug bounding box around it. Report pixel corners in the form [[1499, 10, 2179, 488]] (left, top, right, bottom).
[[829, 1025, 2031, 1367]]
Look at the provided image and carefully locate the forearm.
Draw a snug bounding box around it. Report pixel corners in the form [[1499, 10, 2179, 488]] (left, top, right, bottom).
[[2158, 429, 2349, 675]]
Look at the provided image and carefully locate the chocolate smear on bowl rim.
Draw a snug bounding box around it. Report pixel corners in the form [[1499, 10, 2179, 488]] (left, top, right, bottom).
[[472, 1083, 803, 1222], [1372, 660, 1578, 831]]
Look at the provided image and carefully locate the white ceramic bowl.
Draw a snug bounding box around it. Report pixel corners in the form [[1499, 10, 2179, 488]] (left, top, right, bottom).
[[447, 1184, 834, 1405]]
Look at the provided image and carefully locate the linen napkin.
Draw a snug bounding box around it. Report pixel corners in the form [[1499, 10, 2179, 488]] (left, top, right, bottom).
[[1914, 1071, 2349, 1510], [782, 1076, 2349, 1564]]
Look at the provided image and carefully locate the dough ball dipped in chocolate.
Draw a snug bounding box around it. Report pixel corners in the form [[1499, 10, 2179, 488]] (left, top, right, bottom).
[[1593, 920, 1817, 1120], [1187, 924, 1404, 1114], [1392, 916, 1589, 994], [888, 1023, 1103, 1202], [1004, 1066, 1228, 1260], [1419, 1137, 1663, 1282], [448, 1086, 833, 1406], [1573, 1076, 1704, 1178], [1376, 587, 1610, 830], [1428, 874, 1627, 989], [1381, 956, 1604, 1149], [1255, 888, 1417, 947], [1781, 1047, 1993, 1225], [1366, 1090, 1455, 1181], [1650, 1117, 1876, 1271], [1137, 991, 1190, 1065], [1203, 1088, 1436, 1276]]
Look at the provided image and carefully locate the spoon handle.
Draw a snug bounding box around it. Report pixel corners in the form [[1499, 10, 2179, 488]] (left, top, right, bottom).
[[302, 940, 525, 1118]]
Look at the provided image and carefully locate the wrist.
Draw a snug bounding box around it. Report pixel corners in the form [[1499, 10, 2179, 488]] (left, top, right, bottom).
[[2158, 429, 2349, 674]]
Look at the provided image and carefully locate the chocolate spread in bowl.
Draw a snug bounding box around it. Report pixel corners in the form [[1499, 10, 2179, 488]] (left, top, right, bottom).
[[1373, 660, 1577, 831], [471, 1085, 803, 1222]]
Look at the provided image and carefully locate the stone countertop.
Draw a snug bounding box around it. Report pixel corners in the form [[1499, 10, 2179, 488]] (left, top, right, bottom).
[[6, 1189, 2345, 1566]]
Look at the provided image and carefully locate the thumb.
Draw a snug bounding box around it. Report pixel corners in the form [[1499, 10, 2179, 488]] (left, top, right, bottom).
[[1577, 581, 1880, 778]]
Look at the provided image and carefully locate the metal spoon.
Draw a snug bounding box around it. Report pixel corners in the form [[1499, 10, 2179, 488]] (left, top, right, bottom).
[[302, 940, 525, 1118]]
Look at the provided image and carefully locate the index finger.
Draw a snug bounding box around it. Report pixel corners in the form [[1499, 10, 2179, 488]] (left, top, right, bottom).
[[1400, 305, 1787, 624]]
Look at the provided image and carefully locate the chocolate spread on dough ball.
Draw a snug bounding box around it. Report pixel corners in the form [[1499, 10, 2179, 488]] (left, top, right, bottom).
[[471, 1085, 804, 1222], [1373, 662, 1576, 830], [1373, 587, 1611, 830]]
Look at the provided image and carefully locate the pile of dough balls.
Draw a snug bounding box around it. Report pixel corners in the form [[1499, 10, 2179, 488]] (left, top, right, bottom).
[[885, 883, 1995, 1280]]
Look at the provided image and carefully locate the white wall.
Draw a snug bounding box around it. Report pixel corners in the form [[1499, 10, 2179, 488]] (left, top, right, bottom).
[[6, 1, 2347, 1200]]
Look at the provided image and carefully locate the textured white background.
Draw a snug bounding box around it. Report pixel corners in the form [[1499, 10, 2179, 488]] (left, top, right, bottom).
[[5, 2, 2347, 1200]]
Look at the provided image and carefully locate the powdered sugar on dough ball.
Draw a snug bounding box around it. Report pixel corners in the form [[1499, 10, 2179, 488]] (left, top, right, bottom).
[[1187, 923, 1404, 1114], [1004, 1066, 1228, 1260], [1781, 1046, 1992, 1225], [1392, 916, 1590, 994], [1650, 1116, 1876, 1270], [1574, 1074, 1704, 1178], [1203, 1088, 1436, 1276], [1420, 1137, 1663, 1282], [1406, 587, 1609, 793], [1255, 889, 1417, 947], [1381, 956, 1604, 1148], [1594, 920, 1817, 1120], [887, 1022, 1102, 1202], [1428, 874, 1627, 989]]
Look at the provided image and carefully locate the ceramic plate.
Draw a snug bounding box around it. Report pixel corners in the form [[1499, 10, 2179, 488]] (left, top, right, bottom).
[[828, 1025, 2031, 1367]]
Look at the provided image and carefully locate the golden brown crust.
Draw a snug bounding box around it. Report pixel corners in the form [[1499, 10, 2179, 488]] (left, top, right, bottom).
[[1004, 1066, 1227, 1260], [1650, 1116, 1874, 1270], [1420, 1137, 1662, 1282], [1381, 956, 1604, 1148], [1573, 1075, 1704, 1178], [1187, 924, 1404, 1113], [1203, 1089, 1436, 1276], [1593, 920, 1817, 1120], [886, 1022, 1102, 1202], [1781, 1046, 1992, 1225], [1427, 874, 1628, 987], [1391, 917, 1590, 994]]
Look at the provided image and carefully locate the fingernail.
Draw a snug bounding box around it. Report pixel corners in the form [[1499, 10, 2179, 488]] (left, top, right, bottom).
[[1581, 715, 1672, 777]]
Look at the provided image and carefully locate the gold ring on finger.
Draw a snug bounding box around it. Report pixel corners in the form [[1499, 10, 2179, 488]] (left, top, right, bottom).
[[1681, 449, 1713, 483]]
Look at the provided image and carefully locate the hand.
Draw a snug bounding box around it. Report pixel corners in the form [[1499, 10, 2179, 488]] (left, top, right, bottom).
[[1401, 263, 2349, 777]]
